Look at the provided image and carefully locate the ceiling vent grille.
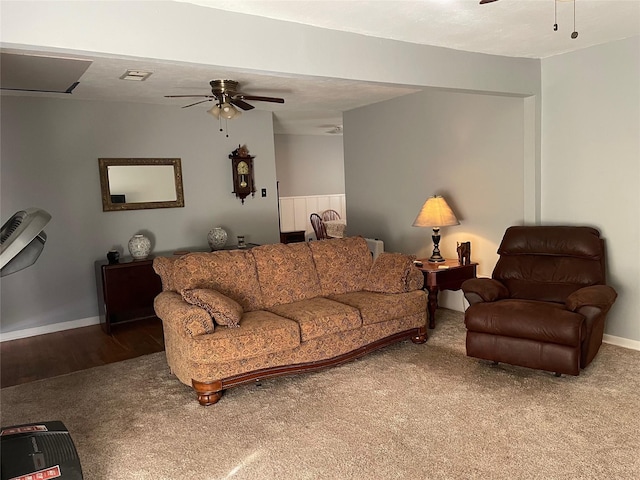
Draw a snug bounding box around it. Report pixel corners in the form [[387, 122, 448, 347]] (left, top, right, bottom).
[[119, 70, 153, 81]]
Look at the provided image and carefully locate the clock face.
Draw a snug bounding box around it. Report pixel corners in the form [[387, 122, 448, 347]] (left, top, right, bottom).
[[237, 161, 249, 175]]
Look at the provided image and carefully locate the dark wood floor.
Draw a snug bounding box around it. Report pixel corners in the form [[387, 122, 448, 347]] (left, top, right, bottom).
[[0, 318, 164, 388]]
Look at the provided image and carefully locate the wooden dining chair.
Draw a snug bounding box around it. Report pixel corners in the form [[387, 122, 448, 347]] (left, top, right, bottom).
[[321, 209, 341, 221], [310, 213, 329, 240]]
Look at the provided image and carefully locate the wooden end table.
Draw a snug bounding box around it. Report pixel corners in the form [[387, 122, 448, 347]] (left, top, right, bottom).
[[415, 259, 477, 329]]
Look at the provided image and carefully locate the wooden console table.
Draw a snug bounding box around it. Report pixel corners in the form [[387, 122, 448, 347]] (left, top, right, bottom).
[[415, 259, 477, 329], [95, 255, 162, 334], [280, 230, 306, 244]]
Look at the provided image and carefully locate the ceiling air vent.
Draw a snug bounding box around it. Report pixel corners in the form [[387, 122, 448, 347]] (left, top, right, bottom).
[[119, 70, 153, 81]]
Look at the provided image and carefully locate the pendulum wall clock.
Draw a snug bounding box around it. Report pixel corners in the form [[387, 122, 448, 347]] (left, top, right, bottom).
[[229, 144, 256, 204]]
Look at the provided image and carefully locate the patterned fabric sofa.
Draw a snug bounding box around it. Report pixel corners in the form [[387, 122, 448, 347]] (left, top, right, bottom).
[[153, 236, 428, 405]]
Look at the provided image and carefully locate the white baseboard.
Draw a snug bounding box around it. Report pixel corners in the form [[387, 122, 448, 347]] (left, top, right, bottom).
[[0, 316, 101, 342], [603, 334, 640, 351]]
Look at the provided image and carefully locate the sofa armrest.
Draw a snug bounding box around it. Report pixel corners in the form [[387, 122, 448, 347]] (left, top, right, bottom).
[[154, 291, 215, 337], [565, 285, 618, 314], [461, 278, 509, 305]]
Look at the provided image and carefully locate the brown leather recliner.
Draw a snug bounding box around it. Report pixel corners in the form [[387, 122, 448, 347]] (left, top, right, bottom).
[[461, 226, 617, 376]]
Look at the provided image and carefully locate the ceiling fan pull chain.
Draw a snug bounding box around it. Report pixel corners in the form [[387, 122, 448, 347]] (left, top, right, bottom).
[[571, 0, 578, 39], [553, 0, 558, 31]]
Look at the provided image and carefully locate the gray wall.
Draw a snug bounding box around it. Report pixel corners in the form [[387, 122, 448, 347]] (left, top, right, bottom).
[[274, 134, 345, 197], [344, 89, 526, 280], [1, 96, 280, 334], [541, 37, 640, 342]]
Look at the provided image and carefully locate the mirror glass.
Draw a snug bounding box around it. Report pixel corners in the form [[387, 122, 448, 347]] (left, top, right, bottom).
[[99, 158, 184, 211]]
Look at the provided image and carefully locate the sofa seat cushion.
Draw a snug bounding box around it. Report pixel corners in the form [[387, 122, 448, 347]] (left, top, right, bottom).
[[268, 297, 362, 342], [465, 299, 585, 347], [172, 250, 263, 311], [252, 242, 322, 308], [309, 236, 373, 296], [190, 311, 300, 363], [330, 290, 427, 326]]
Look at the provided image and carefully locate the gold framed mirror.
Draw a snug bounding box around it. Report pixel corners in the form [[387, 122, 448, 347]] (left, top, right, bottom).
[[98, 158, 185, 212]]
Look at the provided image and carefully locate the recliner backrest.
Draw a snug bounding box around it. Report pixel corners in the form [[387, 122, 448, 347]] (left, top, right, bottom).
[[492, 226, 606, 303]]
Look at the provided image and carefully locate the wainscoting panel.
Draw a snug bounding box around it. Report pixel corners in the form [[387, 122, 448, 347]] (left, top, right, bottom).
[[279, 194, 346, 239]]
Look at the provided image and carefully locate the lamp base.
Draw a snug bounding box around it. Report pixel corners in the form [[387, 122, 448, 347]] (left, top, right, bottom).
[[429, 227, 445, 263], [428, 254, 446, 263]]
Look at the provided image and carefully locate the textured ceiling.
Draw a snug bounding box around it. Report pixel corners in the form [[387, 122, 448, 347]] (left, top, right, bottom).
[[2, 1, 638, 135], [185, 0, 640, 58]]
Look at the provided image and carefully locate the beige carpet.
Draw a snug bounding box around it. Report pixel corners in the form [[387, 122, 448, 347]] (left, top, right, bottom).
[[1, 309, 639, 480]]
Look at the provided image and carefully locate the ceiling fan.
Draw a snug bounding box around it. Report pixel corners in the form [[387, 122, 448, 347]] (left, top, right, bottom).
[[164, 79, 284, 117], [479, 0, 579, 38]]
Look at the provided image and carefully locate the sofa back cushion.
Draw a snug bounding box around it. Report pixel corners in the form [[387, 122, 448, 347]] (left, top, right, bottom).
[[251, 242, 322, 308], [152, 256, 180, 292], [493, 226, 606, 303], [172, 250, 263, 311], [309, 236, 373, 296], [365, 252, 417, 294]]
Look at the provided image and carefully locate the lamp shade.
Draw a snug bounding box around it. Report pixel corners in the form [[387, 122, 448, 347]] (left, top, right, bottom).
[[412, 195, 460, 228]]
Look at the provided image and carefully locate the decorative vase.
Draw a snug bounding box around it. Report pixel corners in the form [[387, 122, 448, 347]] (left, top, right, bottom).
[[207, 227, 228, 250], [128, 234, 151, 259]]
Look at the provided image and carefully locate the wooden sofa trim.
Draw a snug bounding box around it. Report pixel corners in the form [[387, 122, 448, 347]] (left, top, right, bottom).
[[192, 326, 428, 406]]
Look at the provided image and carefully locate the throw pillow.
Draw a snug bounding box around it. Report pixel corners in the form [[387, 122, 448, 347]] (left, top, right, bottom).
[[181, 288, 243, 328], [365, 252, 415, 294]]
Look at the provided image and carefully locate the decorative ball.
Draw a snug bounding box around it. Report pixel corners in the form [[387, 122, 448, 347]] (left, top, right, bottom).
[[128, 234, 151, 259], [207, 227, 228, 250]]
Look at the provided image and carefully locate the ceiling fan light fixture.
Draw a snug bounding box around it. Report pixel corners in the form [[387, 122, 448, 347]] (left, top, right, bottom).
[[220, 102, 240, 119], [207, 105, 222, 119]]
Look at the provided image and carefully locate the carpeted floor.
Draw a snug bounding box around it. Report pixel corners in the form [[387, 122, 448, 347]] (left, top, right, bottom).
[[1, 309, 639, 480]]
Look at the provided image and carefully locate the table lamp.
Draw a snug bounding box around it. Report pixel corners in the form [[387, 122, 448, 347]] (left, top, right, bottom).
[[412, 195, 460, 263]]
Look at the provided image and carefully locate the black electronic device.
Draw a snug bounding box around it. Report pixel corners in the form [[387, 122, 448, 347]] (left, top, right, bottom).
[[0, 421, 83, 480]]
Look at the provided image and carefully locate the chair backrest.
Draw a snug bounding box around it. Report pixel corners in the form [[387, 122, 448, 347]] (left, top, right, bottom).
[[321, 209, 341, 221], [310, 213, 329, 240], [492, 226, 606, 303]]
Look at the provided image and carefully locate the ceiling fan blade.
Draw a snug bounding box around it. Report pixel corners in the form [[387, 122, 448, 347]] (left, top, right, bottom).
[[165, 95, 215, 98], [479, 0, 499, 4], [181, 99, 213, 108], [230, 98, 255, 111], [237, 95, 285, 104]]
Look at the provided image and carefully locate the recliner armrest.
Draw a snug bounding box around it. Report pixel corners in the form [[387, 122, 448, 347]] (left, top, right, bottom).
[[461, 278, 509, 305], [565, 285, 618, 313]]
